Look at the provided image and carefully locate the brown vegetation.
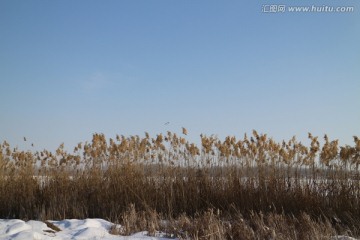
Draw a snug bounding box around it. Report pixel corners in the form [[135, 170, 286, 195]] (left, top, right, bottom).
[[0, 130, 360, 239]]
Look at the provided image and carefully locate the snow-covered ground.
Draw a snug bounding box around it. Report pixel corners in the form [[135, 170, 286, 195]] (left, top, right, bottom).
[[1, 218, 358, 240], [0, 218, 177, 240]]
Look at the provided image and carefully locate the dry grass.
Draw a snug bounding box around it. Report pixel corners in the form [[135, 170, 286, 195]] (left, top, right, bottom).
[[0, 130, 360, 238]]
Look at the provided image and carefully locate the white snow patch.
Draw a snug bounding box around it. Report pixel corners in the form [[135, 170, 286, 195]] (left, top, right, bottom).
[[0, 219, 176, 240]]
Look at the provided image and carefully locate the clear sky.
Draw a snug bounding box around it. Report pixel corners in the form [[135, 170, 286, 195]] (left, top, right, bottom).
[[1, 0, 359, 151]]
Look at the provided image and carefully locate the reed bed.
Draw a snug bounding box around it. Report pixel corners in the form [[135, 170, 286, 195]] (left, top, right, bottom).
[[0, 130, 360, 239]]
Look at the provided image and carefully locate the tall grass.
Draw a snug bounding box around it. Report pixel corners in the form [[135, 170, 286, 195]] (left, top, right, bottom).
[[1, 130, 360, 238]]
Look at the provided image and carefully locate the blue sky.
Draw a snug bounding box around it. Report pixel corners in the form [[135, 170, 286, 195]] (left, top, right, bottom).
[[1, 0, 359, 151]]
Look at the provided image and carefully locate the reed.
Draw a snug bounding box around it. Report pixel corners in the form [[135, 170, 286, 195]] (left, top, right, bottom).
[[0, 130, 359, 238]]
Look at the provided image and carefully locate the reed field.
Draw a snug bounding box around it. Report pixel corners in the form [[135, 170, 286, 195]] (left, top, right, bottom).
[[1, 130, 360, 239]]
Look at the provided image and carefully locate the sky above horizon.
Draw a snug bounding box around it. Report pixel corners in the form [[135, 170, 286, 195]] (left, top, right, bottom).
[[1, 0, 359, 151]]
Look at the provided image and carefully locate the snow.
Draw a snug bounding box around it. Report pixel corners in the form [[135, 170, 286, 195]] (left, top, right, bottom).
[[1, 218, 358, 240], [0, 219, 176, 240]]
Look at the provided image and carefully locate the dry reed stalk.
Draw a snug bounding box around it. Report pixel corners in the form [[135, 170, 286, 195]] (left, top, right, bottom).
[[0, 131, 359, 238]]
